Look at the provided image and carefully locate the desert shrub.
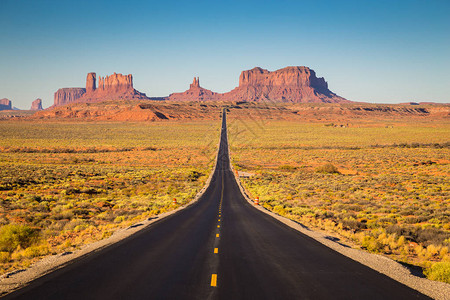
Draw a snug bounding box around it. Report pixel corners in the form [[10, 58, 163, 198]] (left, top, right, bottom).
[[0, 251, 10, 263], [315, 163, 340, 174], [361, 235, 382, 252], [424, 262, 450, 283], [279, 165, 297, 171], [22, 244, 49, 258], [187, 170, 203, 181], [342, 219, 366, 231], [0, 224, 39, 252], [416, 227, 450, 246]]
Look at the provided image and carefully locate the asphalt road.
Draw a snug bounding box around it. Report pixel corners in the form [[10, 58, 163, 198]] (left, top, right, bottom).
[[3, 110, 430, 300]]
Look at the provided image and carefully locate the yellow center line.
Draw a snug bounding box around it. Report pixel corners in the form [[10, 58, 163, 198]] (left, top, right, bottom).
[[214, 248, 218, 253], [216, 233, 219, 237], [211, 274, 217, 287], [217, 225, 220, 228], [218, 219, 220, 221]]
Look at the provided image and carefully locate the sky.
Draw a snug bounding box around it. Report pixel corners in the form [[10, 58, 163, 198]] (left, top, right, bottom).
[[1, 0, 449, 109]]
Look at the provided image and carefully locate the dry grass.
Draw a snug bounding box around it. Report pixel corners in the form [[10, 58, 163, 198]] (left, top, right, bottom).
[[228, 117, 450, 283], [0, 120, 218, 275]]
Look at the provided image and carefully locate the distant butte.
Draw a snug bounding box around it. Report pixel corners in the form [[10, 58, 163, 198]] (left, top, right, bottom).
[[0, 98, 13, 110], [168, 66, 348, 103], [53, 72, 149, 107], [221, 66, 348, 103], [30, 98, 43, 110], [53, 88, 86, 107], [51, 66, 348, 107], [168, 77, 219, 102]]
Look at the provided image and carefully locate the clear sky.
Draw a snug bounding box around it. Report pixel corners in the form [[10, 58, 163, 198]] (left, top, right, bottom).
[[1, 0, 449, 109]]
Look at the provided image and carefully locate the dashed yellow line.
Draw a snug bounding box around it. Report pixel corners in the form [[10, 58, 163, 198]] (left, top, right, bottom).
[[217, 225, 220, 228], [218, 219, 220, 221], [211, 274, 217, 286], [214, 248, 218, 254], [216, 233, 219, 238]]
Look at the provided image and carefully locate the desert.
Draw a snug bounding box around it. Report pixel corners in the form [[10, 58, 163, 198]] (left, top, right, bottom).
[[1, 1, 449, 298]]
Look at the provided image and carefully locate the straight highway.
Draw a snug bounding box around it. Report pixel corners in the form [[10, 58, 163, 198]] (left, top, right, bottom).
[[3, 110, 429, 299]]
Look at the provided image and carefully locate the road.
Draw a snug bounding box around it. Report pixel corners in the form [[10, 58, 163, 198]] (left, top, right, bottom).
[[3, 110, 430, 299]]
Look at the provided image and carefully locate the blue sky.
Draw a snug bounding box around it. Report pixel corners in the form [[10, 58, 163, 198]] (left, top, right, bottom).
[[1, 0, 449, 108]]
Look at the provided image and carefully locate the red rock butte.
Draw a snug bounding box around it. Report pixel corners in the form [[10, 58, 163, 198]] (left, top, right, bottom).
[[225, 66, 348, 103], [168, 66, 348, 103], [30, 98, 43, 110], [0, 98, 12, 110], [52, 66, 348, 107], [168, 77, 219, 102], [53, 72, 149, 107]]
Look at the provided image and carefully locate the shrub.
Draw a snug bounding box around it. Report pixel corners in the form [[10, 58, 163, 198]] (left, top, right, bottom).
[[22, 244, 49, 258], [315, 163, 340, 174], [0, 251, 10, 263], [0, 224, 39, 252], [187, 170, 203, 181], [279, 165, 297, 171], [424, 262, 450, 283]]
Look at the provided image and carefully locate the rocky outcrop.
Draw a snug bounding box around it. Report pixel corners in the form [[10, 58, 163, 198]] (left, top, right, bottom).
[[222, 66, 348, 103], [166, 67, 348, 103], [30, 98, 43, 110], [0, 98, 12, 110], [86, 72, 96, 93], [98, 73, 132, 92], [53, 72, 149, 106], [190, 77, 200, 88], [168, 77, 220, 102], [54, 88, 86, 107], [80, 72, 148, 102]]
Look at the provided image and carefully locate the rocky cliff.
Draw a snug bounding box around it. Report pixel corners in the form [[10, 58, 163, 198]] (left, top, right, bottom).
[[167, 67, 348, 103], [0, 98, 12, 110], [53, 72, 149, 107], [168, 77, 219, 102], [222, 66, 348, 103], [30, 98, 43, 110], [54, 88, 86, 107], [79, 72, 148, 102], [86, 72, 96, 93]]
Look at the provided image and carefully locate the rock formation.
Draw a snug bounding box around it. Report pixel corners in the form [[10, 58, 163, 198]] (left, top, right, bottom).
[[52, 67, 346, 105], [54, 88, 86, 107], [80, 72, 148, 102], [53, 72, 149, 106], [0, 98, 13, 110], [167, 67, 348, 103], [222, 66, 348, 103], [168, 77, 220, 102], [86, 72, 96, 93], [191, 77, 200, 88], [30, 98, 43, 110]]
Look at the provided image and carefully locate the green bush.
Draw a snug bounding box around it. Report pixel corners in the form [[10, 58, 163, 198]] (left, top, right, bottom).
[[424, 262, 450, 283], [0, 224, 39, 252]]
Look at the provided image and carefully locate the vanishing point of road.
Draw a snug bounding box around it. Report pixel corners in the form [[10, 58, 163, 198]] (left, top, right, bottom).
[[3, 110, 430, 300]]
